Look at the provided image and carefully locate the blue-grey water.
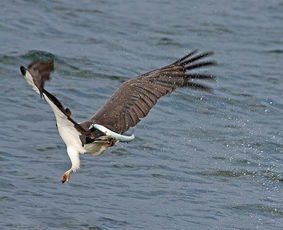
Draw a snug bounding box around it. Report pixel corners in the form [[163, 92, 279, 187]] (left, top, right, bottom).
[[1, 0, 283, 229]]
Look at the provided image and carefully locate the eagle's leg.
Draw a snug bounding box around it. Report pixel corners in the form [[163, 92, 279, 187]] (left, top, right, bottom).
[[61, 147, 80, 183], [60, 168, 72, 183]]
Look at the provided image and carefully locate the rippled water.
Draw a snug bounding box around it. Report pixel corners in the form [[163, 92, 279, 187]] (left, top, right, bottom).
[[1, 0, 283, 229]]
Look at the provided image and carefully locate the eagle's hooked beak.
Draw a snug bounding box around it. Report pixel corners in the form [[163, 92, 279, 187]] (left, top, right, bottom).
[[20, 66, 26, 76]]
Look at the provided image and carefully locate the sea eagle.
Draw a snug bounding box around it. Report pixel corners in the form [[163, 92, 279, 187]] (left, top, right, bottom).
[[20, 50, 216, 183]]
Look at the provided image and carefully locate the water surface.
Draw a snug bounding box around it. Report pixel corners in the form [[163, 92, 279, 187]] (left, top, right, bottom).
[[0, 0, 283, 229]]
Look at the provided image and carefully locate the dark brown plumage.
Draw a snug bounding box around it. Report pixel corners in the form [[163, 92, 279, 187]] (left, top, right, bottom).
[[81, 50, 216, 134], [27, 61, 54, 95]]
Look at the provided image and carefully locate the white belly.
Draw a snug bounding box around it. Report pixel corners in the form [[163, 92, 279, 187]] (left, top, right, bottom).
[[57, 124, 86, 154]]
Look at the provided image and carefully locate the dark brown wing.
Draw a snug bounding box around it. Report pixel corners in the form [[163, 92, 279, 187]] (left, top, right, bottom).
[[27, 61, 54, 95], [81, 51, 216, 134], [20, 61, 92, 145]]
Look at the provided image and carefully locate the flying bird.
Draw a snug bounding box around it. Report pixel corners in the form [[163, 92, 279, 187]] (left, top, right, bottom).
[[20, 50, 216, 183]]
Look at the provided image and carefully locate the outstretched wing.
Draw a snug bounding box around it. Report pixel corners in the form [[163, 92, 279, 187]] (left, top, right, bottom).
[[82, 50, 216, 134], [20, 62, 91, 145]]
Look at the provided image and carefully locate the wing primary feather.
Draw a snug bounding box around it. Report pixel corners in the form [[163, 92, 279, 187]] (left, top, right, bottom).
[[180, 51, 214, 66], [187, 73, 216, 80], [185, 61, 217, 71], [173, 50, 198, 65]]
